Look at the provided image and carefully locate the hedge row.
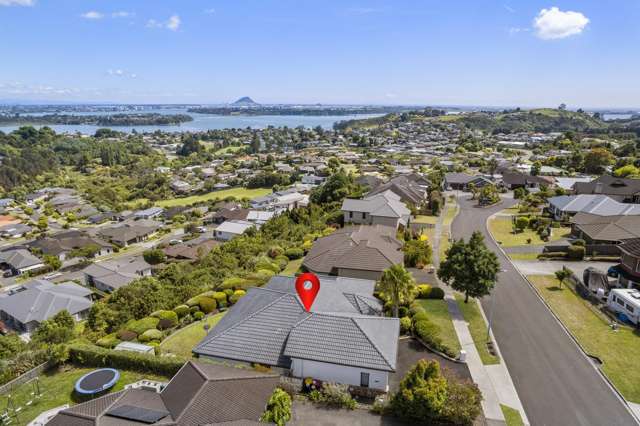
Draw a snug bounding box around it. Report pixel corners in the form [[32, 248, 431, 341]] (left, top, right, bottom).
[[416, 284, 445, 300], [68, 344, 186, 377], [409, 302, 456, 358]]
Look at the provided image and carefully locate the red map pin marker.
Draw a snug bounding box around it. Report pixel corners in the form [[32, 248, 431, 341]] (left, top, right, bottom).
[[295, 272, 320, 312]]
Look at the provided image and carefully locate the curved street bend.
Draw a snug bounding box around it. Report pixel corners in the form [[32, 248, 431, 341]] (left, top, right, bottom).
[[450, 194, 637, 426]]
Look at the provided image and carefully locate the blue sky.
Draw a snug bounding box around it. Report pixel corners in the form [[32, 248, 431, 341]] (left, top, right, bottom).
[[1, 1, 639, 108]]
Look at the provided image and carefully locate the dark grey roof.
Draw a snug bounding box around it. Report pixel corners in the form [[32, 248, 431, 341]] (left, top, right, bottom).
[[619, 238, 640, 258], [0, 280, 92, 324], [573, 175, 640, 197], [572, 213, 640, 242], [194, 275, 396, 372], [0, 248, 43, 269]]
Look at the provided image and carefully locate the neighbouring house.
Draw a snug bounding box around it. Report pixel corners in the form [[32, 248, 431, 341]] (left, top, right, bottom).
[[0, 215, 20, 228], [83, 258, 152, 292], [548, 194, 640, 221], [25, 192, 47, 206], [500, 171, 554, 190], [247, 210, 275, 225], [163, 237, 219, 261], [0, 223, 32, 238], [194, 275, 399, 391], [250, 190, 308, 212], [0, 198, 14, 209], [213, 220, 254, 241], [573, 175, 640, 203], [554, 176, 593, 192], [612, 238, 640, 290], [303, 225, 403, 280], [48, 360, 280, 426], [301, 175, 325, 185], [366, 174, 430, 206], [571, 213, 640, 246], [342, 190, 411, 229], [28, 230, 113, 261], [134, 206, 164, 220], [0, 249, 45, 276], [356, 175, 384, 190], [0, 280, 93, 333], [606, 288, 640, 325], [171, 179, 192, 194], [443, 173, 493, 191], [205, 207, 250, 225], [99, 219, 162, 247]]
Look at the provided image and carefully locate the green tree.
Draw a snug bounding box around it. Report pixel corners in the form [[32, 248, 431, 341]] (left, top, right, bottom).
[[514, 216, 529, 233], [554, 268, 571, 290], [378, 264, 416, 317], [32, 310, 75, 345], [583, 148, 614, 174], [0, 334, 27, 360], [37, 215, 48, 231], [43, 254, 62, 271], [389, 359, 448, 421], [513, 187, 527, 200], [260, 388, 292, 426], [403, 239, 432, 267], [143, 248, 166, 265], [438, 231, 500, 303]]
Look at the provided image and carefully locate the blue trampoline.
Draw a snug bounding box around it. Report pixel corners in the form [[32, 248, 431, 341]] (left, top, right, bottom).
[[74, 368, 120, 395]]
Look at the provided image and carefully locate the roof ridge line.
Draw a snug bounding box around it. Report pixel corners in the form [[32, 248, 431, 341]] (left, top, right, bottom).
[[350, 316, 394, 370]]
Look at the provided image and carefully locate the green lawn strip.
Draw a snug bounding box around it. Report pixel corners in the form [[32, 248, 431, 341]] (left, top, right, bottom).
[[454, 293, 500, 365], [418, 299, 461, 354], [155, 187, 272, 207], [5, 366, 170, 426], [507, 252, 540, 261], [414, 215, 438, 225], [160, 312, 226, 358], [439, 230, 450, 262], [500, 404, 525, 426], [488, 216, 570, 247], [442, 201, 458, 226], [528, 275, 640, 403], [213, 145, 245, 156], [282, 258, 303, 276]]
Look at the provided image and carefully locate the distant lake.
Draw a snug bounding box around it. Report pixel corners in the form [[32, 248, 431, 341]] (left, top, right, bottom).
[[0, 108, 384, 134]]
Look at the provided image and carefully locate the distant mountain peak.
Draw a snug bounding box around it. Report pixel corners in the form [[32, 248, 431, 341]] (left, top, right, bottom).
[[232, 96, 258, 105]]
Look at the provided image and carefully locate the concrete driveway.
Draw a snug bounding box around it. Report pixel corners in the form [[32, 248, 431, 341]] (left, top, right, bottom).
[[512, 260, 617, 278]]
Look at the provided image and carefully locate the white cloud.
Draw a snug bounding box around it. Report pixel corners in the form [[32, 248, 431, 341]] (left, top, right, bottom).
[[147, 15, 181, 31], [112, 11, 134, 18], [167, 15, 181, 31], [0, 0, 34, 6], [81, 11, 103, 20], [533, 7, 589, 40]]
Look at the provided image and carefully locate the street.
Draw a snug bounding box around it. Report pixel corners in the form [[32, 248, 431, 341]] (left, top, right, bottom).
[[451, 194, 637, 426]]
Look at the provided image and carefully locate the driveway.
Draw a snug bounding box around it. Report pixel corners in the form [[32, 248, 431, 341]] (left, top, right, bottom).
[[290, 400, 406, 426], [451, 194, 636, 426], [512, 260, 617, 278]]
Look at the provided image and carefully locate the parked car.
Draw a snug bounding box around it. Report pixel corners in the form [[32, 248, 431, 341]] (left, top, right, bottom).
[[169, 239, 183, 245]]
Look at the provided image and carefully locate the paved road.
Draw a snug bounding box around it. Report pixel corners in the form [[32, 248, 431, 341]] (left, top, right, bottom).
[[451, 194, 637, 426]]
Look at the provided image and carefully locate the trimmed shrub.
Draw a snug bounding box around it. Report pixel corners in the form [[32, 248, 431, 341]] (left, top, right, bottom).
[[189, 306, 200, 314], [68, 344, 185, 376], [157, 318, 175, 330], [151, 310, 178, 323], [568, 245, 586, 260], [223, 289, 234, 297], [416, 284, 432, 299], [428, 287, 445, 300], [221, 277, 251, 290], [198, 297, 217, 314], [193, 311, 205, 320], [139, 329, 163, 343], [126, 317, 160, 335], [173, 305, 190, 318], [211, 291, 228, 306], [96, 333, 120, 349], [268, 246, 284, 258], [414, 319, 442, 348], [116, 330, 137, 341], [400, 317, 412, 334], [256, 257, 281, 274], [573, 239, 586, 247], [398, 306, 409, 318], [409, 302, 426, 316], [186, 297, 200, 307], [284, 247, 304, 260], [229, 289, 246, 305], [246, 270, 275, 286], [274, 255, 289, 271], [412, 311, 429, 323]]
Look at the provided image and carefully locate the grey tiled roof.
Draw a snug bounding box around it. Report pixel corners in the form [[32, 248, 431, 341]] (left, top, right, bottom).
[[194, 275, 397, 372], [0, 248, 43, 269], [284, 313, 399, 371], [549, 194, 640, 216], [341, 190, 410, 218]]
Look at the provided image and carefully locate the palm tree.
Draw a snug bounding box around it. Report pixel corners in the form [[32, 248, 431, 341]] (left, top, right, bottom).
[[379, 264, 416, 317], [554, 269, 571, 290]]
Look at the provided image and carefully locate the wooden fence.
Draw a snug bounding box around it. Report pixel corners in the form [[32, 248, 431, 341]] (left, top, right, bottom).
[[0, 361, 52, 395]]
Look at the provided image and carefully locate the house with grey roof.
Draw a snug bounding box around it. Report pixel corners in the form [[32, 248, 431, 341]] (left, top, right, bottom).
[[548, 194, 640, 221], [0, 248, 45, 276], [0, 223, 32, 239], [28, 230, 113, 261], [194, 275, 399, 391], [342, 190, 411, 229], [0, 280, 93, 333], [303, 225, 403, 280], [213, 220, 254, 241], [366, 173, 430, 206], [83, 257, 152, 292], [99, 219, 162, 247], [573, 175, 640, 203], [571, 213, 640, 246], [48, 360, 279, 426], [444, 173, 493, 191]]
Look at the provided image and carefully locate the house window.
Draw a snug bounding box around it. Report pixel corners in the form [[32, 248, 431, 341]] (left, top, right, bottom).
[[349, 211, 353, 219], [627, 304, 634, 313], [360, 372, 370, 388], [362, 212, 366, 220]]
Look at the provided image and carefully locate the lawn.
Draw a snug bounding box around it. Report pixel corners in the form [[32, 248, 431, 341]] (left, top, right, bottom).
[[454, 294, 500, 365], [414, 215, 438, 225], [442, 200, 458, 226], [282, 258, 303, 276], [507, 252, 540, 261], [155, 187, 272, 207], [488, 216, 570, 247], [501, 404, 525, 426], [3, 366, 170, 426], [160, 312, 226, 358], [528, 275, 640, 402], [418, 299, 461, 354], [213, 145, 245, 156]]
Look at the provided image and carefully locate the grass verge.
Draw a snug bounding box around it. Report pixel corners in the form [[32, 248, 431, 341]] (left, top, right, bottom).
[[488, 216, 570, 247], [160, 312, 226, 358], [155, 187, 272, 207], [528, 275, 640, 403], [418, 299, 461, 354], [414, 215, 438, 225], [3, 366, 169, 426], [501, 404, 525, 426], [454, 293, 500, 365], [507, 252, 540, 261], [282, 258, 303, 276]]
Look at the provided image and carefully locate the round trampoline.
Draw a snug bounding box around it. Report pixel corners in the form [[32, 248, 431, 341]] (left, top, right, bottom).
[[74, 368, 120, 395]]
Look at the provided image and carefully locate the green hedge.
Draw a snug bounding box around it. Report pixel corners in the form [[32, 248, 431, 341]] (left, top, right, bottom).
[[125, 317, 160, 335], [68, 344, 185, 377], [139, 329, 163, 342], [284, 247, 304, 260], [173, 305, 190, 317]]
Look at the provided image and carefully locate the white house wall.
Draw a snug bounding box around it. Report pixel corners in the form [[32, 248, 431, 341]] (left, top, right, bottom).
[[290, 358, 389, 391]]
